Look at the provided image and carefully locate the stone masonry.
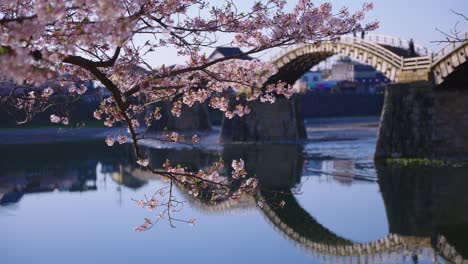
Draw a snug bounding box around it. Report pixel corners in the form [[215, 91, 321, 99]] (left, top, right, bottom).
[[375, 81, 468, 160]]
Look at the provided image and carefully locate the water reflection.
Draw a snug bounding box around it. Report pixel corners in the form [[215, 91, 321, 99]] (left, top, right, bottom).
[[222, 144, 304, 189], [1, 141, 467, 263], [377, 162, 468, 263], [2, 142, 104, 204]]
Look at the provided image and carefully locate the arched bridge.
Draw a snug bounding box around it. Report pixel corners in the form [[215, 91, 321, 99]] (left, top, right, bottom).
[[221, 32, 468, 159], [268, 33, 468, 86]]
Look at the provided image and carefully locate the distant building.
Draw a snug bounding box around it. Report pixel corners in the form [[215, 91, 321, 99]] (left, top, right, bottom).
[[331, 56, 390, 94], [300, 71, 322, 83], [331, 57, 355, 81], [208, 47, 253, 61], [293, 71, 322, 92]]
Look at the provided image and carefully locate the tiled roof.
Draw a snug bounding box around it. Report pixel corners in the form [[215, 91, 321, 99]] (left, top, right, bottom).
[[209, 47, 253, 60]]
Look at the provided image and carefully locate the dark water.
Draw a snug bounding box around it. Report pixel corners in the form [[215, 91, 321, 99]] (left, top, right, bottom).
[[1, 121, 467, 264]]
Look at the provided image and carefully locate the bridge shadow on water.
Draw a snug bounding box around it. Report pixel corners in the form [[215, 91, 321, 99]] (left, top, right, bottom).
[[149, 143, 468, 262], [377, 162, 468, 261], [1, 141, 467, 262]]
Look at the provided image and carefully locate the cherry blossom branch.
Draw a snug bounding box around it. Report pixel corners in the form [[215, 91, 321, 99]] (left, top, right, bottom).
[[1, 0, 377, 231], [0, 14, 38, 24]]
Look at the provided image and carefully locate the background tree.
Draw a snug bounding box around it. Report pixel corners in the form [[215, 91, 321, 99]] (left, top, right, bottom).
[[434, 9, 468, 44], [0, 0, 377, 230]]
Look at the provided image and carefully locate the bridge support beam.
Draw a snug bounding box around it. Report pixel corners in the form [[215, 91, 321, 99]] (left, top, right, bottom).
[[375, 81, 468, 161], [220, 95, 307, 143]]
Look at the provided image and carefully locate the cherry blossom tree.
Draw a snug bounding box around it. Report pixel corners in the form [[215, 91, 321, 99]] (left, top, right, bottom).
[[0, 0, 377, 230]]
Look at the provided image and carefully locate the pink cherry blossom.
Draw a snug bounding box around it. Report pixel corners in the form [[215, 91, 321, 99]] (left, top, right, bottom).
[[105, 136, 115, 146], [232, 159, 247, 179], [137, 159, 149, 167], [61, 117, 69, 125], [93, 110, 103, 120], [41, 87, 54, 98], [50, 114, 61, 124], [117, 133, 126, 144], [0, 0, 377, 231]]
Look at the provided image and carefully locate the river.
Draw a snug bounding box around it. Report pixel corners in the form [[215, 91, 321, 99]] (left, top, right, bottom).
[[1, 117, 467, 264]]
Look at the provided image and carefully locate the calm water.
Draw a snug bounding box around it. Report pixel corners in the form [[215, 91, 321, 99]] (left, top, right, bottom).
[[1, 118, 467, 264]]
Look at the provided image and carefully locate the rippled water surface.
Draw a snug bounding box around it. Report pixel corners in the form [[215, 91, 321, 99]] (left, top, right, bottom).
[[1, 117, 467, 264]]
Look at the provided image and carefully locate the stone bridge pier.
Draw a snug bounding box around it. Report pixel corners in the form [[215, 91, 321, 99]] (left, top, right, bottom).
[[219, 33, 468, 147], [375, 80, 468, 160], [220, 95, 307, 143]]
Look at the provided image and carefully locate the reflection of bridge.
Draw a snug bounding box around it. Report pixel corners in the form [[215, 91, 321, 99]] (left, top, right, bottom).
[[125, 145, 468, 263], [259, 191, 435, 262], [259, 190, 468, 263], [127, 164, 466, 263]]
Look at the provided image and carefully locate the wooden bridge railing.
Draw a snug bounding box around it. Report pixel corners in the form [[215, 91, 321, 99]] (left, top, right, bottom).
[[362, 34, 431, 56], [432, 30, 468, 64], [340, 36, 404, 67], [270, 33, 467, 79], [402, 57, 432, 70]]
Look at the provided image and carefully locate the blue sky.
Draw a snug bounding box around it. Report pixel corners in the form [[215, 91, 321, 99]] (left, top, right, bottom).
[[143, 0, 468, 66], [331, 0, 468, 46]]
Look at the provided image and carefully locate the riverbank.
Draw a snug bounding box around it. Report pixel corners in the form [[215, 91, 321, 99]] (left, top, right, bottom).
[[0, 116, 381, 145], [0, 127, 123, 145]]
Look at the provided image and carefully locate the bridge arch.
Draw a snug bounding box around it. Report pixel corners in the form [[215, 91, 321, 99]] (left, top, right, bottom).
[[431, 31, 468, 86], [267, 33, 468, 86], [268, 38, 404, 84]]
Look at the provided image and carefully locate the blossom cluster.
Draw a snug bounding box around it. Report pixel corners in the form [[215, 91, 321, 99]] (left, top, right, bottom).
[[1, 0, 375, 231], [50, 114, 69, 125], [1, 0, 376, 131]]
